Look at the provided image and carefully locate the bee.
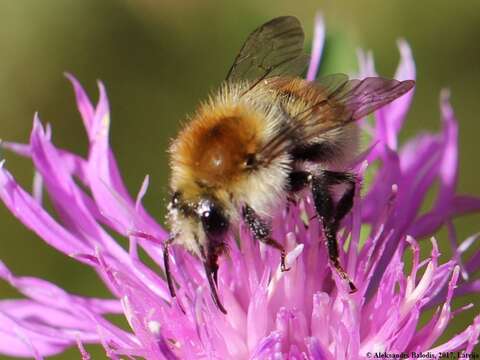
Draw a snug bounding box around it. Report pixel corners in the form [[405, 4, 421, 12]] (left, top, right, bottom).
[[164, 16, 414, 313]]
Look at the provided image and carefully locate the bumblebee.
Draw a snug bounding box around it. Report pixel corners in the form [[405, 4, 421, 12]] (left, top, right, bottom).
[[165, 16, 414, 313]]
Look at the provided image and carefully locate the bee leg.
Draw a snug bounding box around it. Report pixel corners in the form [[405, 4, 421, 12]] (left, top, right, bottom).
[[242, 205, 290, 272], [287, 170, 313, 192], [324, 223, 357, 293], [163, 237, 177, 299], [310, 170, 357, 293], [263, 238, 289, 272], [162, 237, 186, 313], [329, 171, 356, 227]]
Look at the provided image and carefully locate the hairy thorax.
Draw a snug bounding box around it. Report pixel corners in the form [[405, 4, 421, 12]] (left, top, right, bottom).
[[169, 84, 292, 221], [170, 101, 265, 198]]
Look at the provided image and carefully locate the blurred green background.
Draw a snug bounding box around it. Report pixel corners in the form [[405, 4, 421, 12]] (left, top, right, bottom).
[[0, 0, 479, 358]]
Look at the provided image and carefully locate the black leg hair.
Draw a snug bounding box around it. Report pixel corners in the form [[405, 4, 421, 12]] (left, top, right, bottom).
[[313, 170, 357, 292], [289, 169, 357, 292], [242, 205, 290, 272], [287, 170, 312, 193], [325, 170, 356, 224]]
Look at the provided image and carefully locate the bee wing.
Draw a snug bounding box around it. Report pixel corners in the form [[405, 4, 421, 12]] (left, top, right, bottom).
[[312, 73, 350, 95], [327, 75, 414, 120], [301, 75, 416, 125], [260, 75, 415, 162], [226, 16, 308, 84]]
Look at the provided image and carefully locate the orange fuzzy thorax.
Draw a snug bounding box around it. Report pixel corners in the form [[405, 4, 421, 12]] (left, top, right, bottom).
[[169, 101, 266, 201]]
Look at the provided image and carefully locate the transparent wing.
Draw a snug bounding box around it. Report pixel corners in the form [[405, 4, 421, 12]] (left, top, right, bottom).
[[314, 73, 350, 96], [226, 16, 308, 83], [259, 75, 415, 163], [305, 75, 416, 124]]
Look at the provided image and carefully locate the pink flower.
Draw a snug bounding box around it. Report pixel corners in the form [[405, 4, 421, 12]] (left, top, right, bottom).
[[0, 15, 479, 359]]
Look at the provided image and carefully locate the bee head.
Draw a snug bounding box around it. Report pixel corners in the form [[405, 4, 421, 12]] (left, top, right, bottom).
[[166, 192, 230, 314], [168, 192, 230, 255], [197, 198, 230, 237]]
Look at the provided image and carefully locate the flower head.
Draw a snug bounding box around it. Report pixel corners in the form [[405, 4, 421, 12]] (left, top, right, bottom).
[[0, 15, 479, 360]]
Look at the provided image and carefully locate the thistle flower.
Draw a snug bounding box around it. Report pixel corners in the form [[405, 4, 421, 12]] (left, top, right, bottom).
[[1, 16, 480, 360]]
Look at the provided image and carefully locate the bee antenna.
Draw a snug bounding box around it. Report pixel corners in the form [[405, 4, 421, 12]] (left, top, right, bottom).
[[203, 261, 228, 314]]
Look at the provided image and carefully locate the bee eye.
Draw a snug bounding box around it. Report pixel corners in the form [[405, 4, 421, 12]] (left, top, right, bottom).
[[201, 205, 229, 236], [244, 153, 256, 168]]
